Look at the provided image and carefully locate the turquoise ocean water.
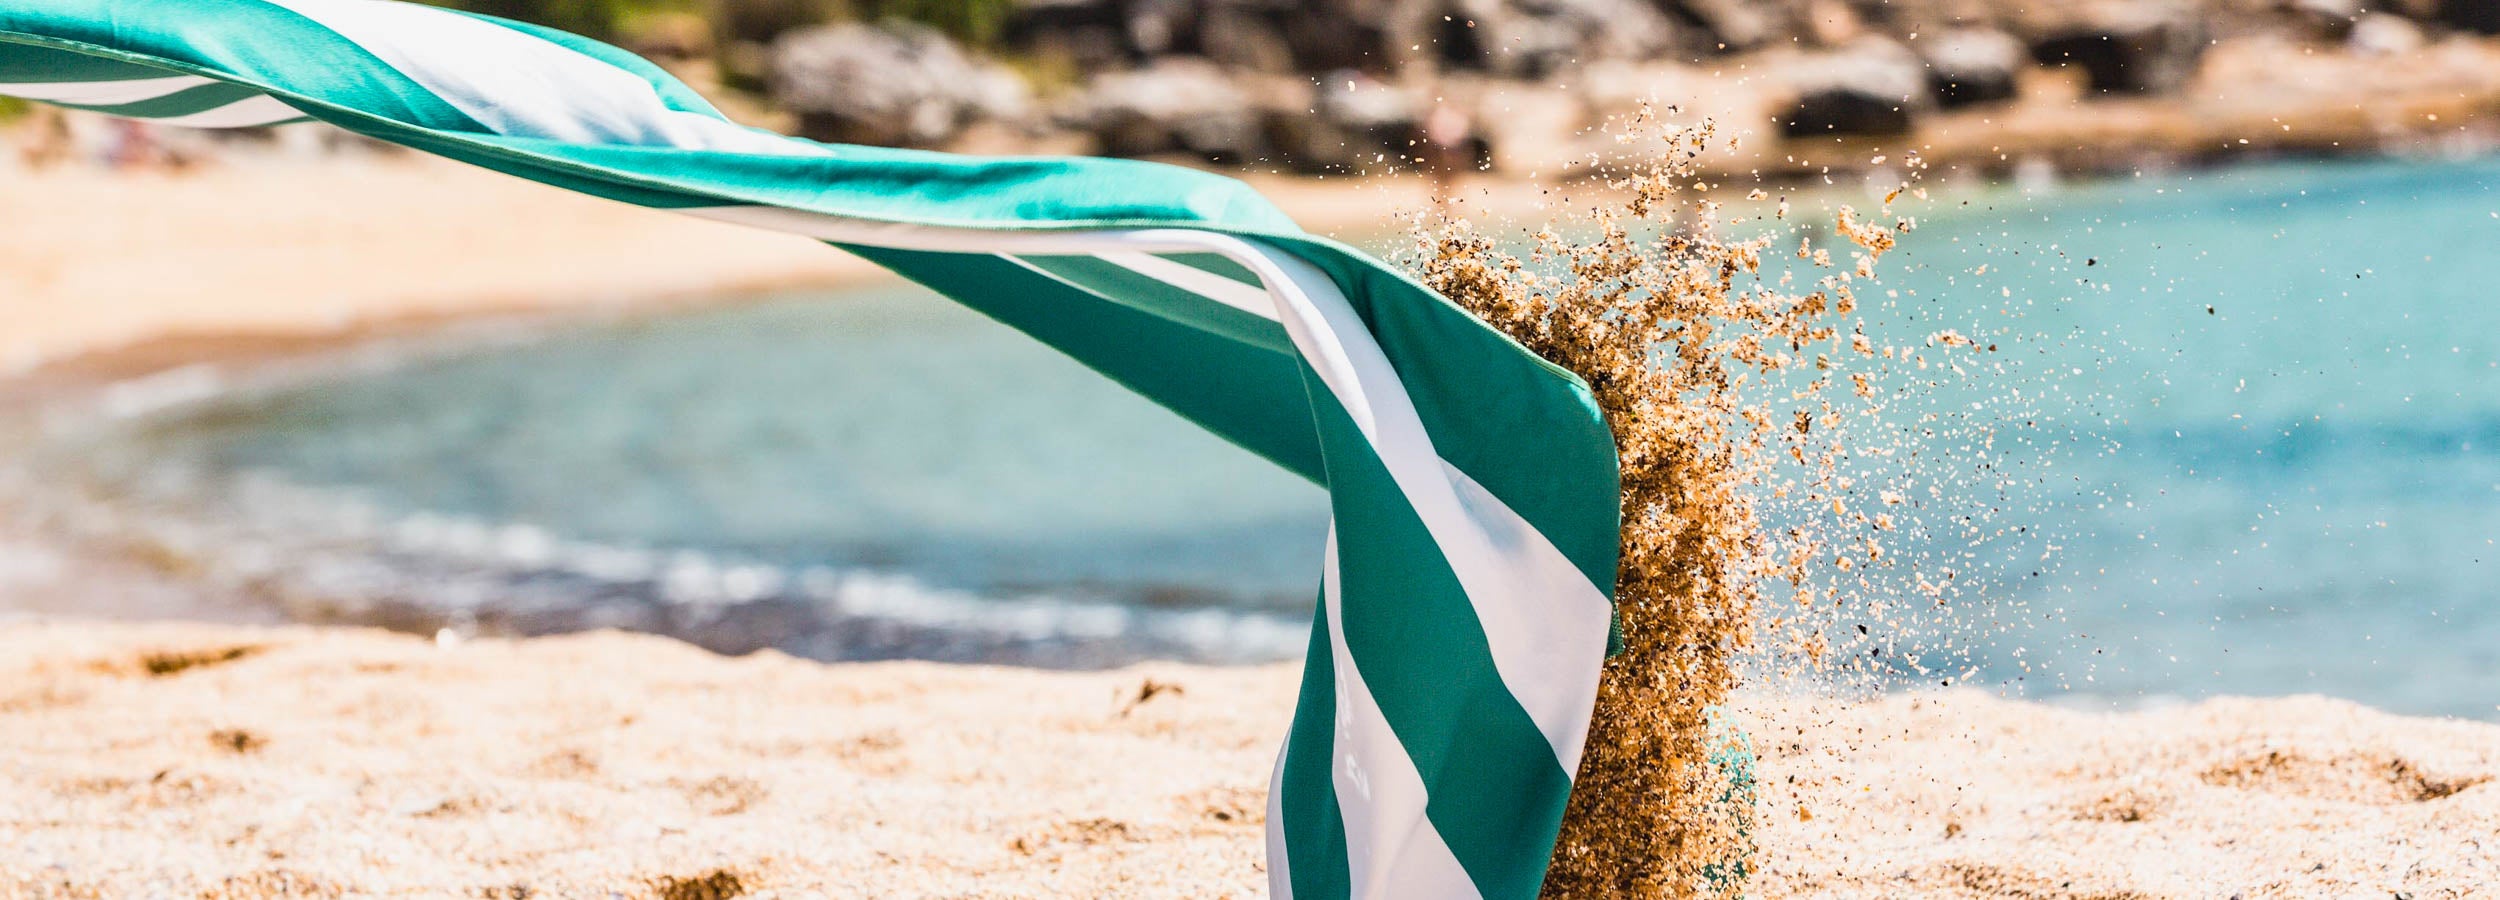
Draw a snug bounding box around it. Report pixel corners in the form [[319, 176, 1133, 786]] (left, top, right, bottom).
[[19, 155, 2500, 715]]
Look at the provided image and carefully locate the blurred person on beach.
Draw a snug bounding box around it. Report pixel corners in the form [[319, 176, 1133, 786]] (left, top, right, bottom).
[[15, 104, 72, 170]]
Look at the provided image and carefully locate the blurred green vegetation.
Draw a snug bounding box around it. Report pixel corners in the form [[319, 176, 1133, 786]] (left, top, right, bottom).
[[429, 0, 680, 42], [861, 0, 1013, 46], [0, 95, 27, 125]]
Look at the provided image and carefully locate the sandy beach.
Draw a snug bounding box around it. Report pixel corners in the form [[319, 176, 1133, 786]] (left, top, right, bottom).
[[3, 622, 2493, 898], [4, 153, 2499, 898], [0, 153, 1496, 374]]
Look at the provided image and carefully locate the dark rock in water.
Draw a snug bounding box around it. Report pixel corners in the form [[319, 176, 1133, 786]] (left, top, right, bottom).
[[1775, 38, 1933, 138], [771, 23, 1034, 147], [2021, 0, 2207, 95], [1919, 28, 2024, 108], [1070, 58, 1267, 162]]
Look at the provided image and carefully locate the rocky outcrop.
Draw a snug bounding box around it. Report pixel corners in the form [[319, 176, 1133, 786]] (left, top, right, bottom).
[[770, 23, 1033, 147], [1066, 58, 1266, 162], [1774, 38, 1932, 137], [2438, 0, 2500, 35], [1921, 27, 2025, 108], [1676, 0, 1796, 51], [2349, 12, 2428, 55], [1005, 0, 1687, 77], [1265, 70, 1425, 172], [2019, 1, 2209, 95], [1004, 0, 1134, 71], [725, 0, 2498, 167], [1464, 0, 1684, 76]]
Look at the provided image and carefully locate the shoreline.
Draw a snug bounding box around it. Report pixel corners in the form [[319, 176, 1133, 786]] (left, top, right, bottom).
[[5, 149, 2500, 898], [3, 131, 2484, 386]]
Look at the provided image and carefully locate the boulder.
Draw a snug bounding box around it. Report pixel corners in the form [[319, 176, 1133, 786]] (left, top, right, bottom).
[[1774, 38, 1933, 138], [770, 23, 1034, 147], [1212, 0, 1681, 78], [1070, 58, 1267, 162], [710, 0, 849, 88], [1675, 0, 1794, 51], [1480, 0, 1682, 76], [1919, 28, 2025, 108], [1282, 0, 1405, 72], [2286, 0, 2366, 33], [1267, 70, 1422, 172], [2348, 11, 2427, 54], [2020, 1, 2207, 95], [2437, 0, 2500, 34], [1005, 0, 1132, 71], [1843, 0, 2008, 38], [1124, 0, 1202, 55], [713, 0, 849, 51], [1199, 1, 1301, 73]]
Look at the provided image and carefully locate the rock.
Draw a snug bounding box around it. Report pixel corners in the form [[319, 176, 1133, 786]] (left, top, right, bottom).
[[1803, 0, 1866, 46], [1481, 0, 1682, 76], [2288, 0, 2366, 23], [1676, 0, 1793, 51], [2348, 12, 2427, 55], [770, 23, 1034, 148], [1070, 58, 1267, 162], [1007, 0, 1132, 71], [2436, 0, 2500, 34], [1232, 0, 1689, 77], [1919, 28, 2025, 108], [1125, 0, 1201, 56], [713, 0, 850, 50], [1199, 1, 1301, 73], [2020, 1, 2207, 95], [1282, 0, 1405, 72], [1846, 0, 2010, 38], [710, 0, 849, 88], [1774, 38, 1933, 138], [1268, 70, 1422, 172]]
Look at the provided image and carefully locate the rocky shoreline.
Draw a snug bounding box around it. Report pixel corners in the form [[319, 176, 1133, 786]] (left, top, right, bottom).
[[709, 0, 2500, 181], [18, 2, 2500, 187]]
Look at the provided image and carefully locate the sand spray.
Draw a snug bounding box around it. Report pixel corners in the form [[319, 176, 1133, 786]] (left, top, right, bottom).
[[1400, 107, 2013, 897]]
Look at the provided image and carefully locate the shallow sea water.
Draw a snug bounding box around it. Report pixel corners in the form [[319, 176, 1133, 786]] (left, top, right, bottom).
[[11, 155, 2499, 715]]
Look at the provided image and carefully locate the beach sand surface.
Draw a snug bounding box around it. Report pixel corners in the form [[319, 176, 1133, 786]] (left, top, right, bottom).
[[2, 622, 2494, 899]]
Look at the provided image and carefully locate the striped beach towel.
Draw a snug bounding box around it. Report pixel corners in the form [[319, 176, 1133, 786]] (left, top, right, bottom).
[[0, 4, 1624, 896]]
